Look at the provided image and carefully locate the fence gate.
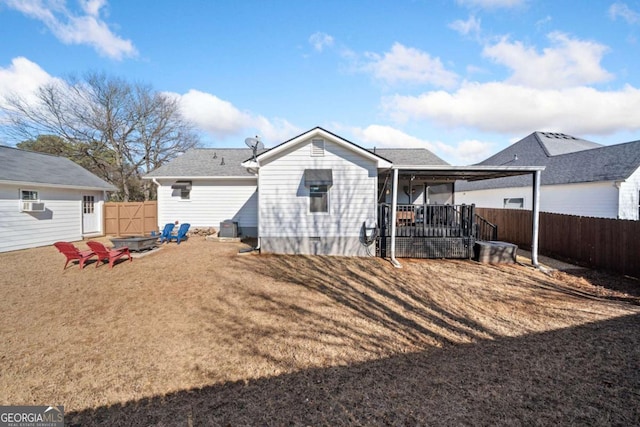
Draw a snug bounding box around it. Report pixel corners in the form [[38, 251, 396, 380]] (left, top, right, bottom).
[[104, 201, 157, 236]]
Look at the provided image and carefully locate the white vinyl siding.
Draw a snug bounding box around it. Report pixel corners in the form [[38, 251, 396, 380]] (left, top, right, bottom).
[[0, 185, 104, 253], [258, 138, 377, 239], [156, 178, 258, 230], [618, 166, 640, 220], [456, 181, 619, 218]]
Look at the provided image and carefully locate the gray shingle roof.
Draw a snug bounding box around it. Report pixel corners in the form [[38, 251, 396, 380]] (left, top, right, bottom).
[[372, 148, 449, 166], [144, 145, 450, 179], [0, 145, 116, 190], [144, 148, 260, 178], [458, 132, 640, 190]]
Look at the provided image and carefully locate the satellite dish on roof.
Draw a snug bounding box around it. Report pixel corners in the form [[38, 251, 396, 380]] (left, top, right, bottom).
[[245, 136, 264, 161]]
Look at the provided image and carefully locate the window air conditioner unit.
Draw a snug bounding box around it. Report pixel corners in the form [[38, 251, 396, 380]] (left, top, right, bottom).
[[21, 201, 46, 212]]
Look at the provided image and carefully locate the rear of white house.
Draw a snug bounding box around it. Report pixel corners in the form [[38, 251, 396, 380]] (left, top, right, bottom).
[[246, 128, 391, 256], [0, 146, 115, 253], [145, 127, 550, 258]]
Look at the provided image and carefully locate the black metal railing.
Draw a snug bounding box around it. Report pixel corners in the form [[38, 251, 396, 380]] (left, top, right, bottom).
[[473, 214, 498, 241], [377, 204, 476, 259]]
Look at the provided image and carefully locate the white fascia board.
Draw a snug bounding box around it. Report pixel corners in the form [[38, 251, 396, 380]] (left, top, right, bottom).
[[143, 176, 257, 181], [391, 165, 545, 172], [0, 179, 116, 191], [255, 128, 393, 168]]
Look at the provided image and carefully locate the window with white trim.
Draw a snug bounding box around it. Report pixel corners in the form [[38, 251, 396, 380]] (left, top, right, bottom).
[[503, 197, 524, 209], [21, 190, 39, 201], [171, 181, 192, 200], [310, 184, 329, 213]]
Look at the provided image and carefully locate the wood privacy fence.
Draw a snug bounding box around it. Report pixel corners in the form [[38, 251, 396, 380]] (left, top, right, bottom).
[[104, 201, 158, 236], [476, 208, 640, 278]]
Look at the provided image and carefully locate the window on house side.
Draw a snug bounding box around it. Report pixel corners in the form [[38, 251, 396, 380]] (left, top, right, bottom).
[[503, 197, 524, 209], [21, 190, 39, 201], [171, 182, 191, 200], [310, 185, 328, 213]]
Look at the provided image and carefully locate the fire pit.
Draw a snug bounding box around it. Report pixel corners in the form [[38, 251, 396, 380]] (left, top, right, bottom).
[[110, 236, 158, 252]]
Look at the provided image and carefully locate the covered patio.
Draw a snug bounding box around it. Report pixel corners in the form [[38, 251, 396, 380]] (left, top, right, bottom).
[[380, 165, 545, 267]]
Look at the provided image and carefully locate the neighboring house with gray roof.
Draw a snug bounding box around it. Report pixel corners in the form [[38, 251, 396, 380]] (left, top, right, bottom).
[[456, 132, 640, 220], [144, 127, 455, 255], [0, 145, 116, 252]]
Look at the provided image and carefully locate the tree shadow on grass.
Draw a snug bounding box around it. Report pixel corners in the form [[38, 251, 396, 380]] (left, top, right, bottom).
[[67, 313, 640, 426]]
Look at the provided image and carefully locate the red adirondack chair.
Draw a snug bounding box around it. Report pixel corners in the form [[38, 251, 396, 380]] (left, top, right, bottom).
[[53, 242, 96, 270], [86, 241, 132, 269]]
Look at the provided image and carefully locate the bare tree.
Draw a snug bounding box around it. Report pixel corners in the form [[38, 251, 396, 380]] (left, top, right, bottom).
[[1, 72, 199, 201]]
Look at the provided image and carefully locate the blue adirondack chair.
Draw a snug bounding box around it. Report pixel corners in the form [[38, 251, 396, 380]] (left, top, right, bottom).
[[159, 223, 175, 243], [169, 223, 190, 244]]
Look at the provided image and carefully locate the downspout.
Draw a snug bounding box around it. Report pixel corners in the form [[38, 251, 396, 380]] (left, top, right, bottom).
[[531, 170, 541, 267], [390, 168, 402, 268]]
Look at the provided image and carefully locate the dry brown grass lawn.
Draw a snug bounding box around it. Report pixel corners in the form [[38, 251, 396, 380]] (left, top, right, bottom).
[[0, 236, 638, 426]]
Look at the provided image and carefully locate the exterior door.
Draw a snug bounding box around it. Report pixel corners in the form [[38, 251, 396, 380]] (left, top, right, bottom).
[[82, 195, 98, 233]]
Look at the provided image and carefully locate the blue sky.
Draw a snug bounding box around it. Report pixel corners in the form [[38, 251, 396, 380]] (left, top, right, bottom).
[[1, 0, 639, 164]]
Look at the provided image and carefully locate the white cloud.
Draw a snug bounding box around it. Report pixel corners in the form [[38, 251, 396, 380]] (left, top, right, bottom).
[[81, 0, 107, 16], [363, 43, 458, 88], [353, 124, 438, 150], [170, 89, 300, 145], [351, 124, 495, 165], [483, 32, 613, 88], [449, 15, 481, 36], [0, 57, 57, 108], [309, 32, 334, 52], [250, 116, 301, 143], [384, 82, 640, 135], [437, 139, 496, 165], [535, 15, 552, 30], [176, 89, 253, 136], [456, 0, 526, 8], [2, 0, 136, 60], [609, 2, 640, 25]]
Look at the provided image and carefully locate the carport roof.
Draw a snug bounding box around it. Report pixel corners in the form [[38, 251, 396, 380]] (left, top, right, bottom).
[[391, 165, 545, 182]]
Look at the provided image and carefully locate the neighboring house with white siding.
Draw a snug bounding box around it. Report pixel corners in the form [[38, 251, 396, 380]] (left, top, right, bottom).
[[0, 145, 116, 253], [456, 132, 640, 220]]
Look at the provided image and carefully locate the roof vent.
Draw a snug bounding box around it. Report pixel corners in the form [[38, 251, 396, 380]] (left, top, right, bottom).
[[311, 139, 325, 157]]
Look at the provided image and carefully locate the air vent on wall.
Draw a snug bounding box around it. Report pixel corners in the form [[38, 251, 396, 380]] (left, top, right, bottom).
[[311, 139, 325, 157]]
